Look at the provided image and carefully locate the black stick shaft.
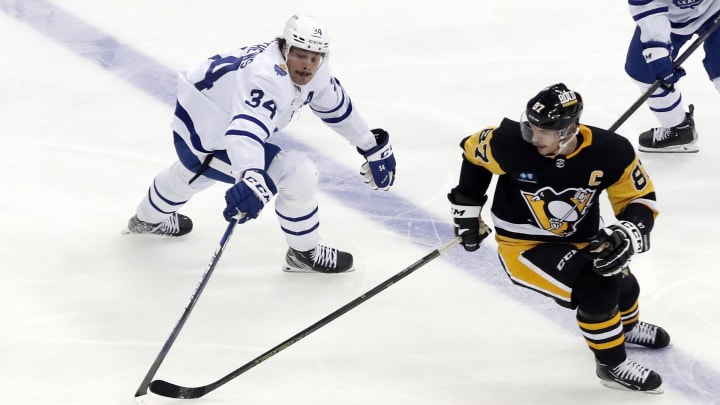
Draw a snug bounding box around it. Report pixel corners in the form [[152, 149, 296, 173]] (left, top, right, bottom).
[[608, 14, 720, 133], [149, 237, 461, 399], [134, 220, 237, 399]]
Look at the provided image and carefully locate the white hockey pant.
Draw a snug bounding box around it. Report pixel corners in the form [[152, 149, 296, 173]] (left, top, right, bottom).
[[635, 77, 720, 128], [135, 150, 321, 251], [633, 78, 686, 128]]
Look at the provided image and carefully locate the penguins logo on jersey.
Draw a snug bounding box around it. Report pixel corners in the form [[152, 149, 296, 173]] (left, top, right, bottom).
[[522, 187, 596, 236]]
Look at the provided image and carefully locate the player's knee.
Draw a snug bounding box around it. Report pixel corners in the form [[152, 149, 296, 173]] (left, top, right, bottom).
[[573, 270, 620, 315], [270, 150, 318, 199], [617, 271, 640, 310], [286, 151, 318, 196]]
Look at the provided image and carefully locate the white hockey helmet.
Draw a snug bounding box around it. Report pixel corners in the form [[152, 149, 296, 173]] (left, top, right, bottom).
[[282, 14, 330, 56]]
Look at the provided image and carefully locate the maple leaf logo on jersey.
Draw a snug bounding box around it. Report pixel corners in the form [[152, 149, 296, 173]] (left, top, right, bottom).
[[522, 187, 596, 237], [274, 64, 288, 76], [673, 0, 702, 9]]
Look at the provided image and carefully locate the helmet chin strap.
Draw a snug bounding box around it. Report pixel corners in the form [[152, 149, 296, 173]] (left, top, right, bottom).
[[282, 44, 290, 61], [547, 126, 579, 158]]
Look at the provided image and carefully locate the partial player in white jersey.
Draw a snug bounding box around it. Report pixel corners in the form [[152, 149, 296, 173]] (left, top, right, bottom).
[[625, 0, 720, 152], [125, 14, 396, 273]]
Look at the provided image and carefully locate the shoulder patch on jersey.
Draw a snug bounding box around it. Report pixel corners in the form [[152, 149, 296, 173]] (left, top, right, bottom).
[[274, 64, 288, 76]]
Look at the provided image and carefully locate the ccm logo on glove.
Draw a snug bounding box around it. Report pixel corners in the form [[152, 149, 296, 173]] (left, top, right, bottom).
[[223, 169, 277, 223], [358, 128, 396, 191], [585, 220, 645, 276]]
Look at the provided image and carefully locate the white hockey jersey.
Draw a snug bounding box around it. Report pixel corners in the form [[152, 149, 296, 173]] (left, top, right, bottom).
[[172, 41, 377, 181], [629, 0, 720, 42]]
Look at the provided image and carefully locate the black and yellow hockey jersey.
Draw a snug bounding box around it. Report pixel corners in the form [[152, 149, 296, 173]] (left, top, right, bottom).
[[455, 118, 658, 244]]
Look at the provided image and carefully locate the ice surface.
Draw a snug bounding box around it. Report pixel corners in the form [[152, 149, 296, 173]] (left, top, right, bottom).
[[1, 1, 718, 404]]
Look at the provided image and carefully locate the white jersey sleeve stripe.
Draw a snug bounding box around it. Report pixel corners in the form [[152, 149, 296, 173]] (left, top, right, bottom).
[[311, 78, 354, 124], [631, 7, 668, 22], [225, 129, 265, 146], [318, 101, 353, 124], [230, 113, 271, 137]]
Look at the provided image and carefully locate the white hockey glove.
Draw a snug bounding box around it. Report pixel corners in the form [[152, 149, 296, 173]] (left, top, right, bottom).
[[359, 128, 396, 191], [585, 221, 644, 276]]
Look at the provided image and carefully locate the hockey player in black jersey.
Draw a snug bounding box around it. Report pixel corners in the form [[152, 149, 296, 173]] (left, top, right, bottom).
[[448, 83, 670, 393]]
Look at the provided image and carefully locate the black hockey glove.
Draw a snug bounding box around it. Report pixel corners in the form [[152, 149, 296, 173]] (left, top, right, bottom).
[[448, 189, 491, 252], [585, 221, 644, 276]]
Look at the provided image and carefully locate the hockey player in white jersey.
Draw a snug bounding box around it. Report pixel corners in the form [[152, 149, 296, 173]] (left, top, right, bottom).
[[125, 14, 396, 273], [625, 0, 720, 152]]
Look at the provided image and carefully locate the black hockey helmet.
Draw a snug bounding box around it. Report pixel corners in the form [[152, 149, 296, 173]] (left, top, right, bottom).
[[521, 83, 583, 142]]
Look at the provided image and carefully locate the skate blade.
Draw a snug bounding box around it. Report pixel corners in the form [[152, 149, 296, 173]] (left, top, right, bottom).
[[599, 379, 664, 395], [639, 143, 699, 153], [282, 264, 355, 273], [120, 228, 178, 237]]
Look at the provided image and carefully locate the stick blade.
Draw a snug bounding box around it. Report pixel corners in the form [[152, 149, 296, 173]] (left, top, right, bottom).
[[149, 379, 207, 399], [133, 394, 150, 405]]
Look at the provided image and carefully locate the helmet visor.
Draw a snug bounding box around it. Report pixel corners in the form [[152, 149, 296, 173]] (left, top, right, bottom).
[[521, 110, 576, 143], [520, 111, 536, 143]]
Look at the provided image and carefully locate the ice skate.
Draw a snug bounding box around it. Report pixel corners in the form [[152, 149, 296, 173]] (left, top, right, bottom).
[[638, 104, 698, 153], [596, 358, 663, 394], [624, 321, 670, 348], [283, 244, 354, 273], [124, 213, 193, 237]]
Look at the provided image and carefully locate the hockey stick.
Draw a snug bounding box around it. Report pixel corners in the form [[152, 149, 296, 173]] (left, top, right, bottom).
[[608, 13, 720, 133], [148, 236, 462, 399], [134, 219, 238, 404]]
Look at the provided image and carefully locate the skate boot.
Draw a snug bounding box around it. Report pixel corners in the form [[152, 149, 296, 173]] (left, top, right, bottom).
[[624, 321, 670, 348], [283, 244, 354, 273], [638, 104, 698, 153], [125, 213, 193, 237], [596, 358, 663, 394]]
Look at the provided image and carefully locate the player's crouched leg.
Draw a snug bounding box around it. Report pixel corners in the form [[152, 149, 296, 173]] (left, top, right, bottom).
[[616, 271, 670, 349], [268, 150, 354, 273]]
